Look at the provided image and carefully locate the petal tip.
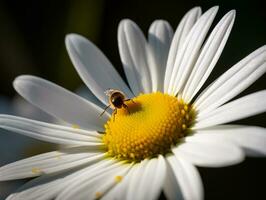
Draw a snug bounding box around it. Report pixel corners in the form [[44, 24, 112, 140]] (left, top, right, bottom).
[[119, 19, 133, 27], [212, 5, 219, 10], [192, 6, 202, 13], [207, 5, 219, 15], [227, 9, 236, 19], [65, 33, 84, 46], [65, 33, 73, 43], [13, 75, 29, 90]]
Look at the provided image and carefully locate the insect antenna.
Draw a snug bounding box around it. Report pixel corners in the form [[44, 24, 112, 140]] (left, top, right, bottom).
[[99, 105, 111, 117]]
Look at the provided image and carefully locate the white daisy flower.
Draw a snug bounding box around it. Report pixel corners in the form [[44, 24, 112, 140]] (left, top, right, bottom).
[[0, 6, 265, 200]]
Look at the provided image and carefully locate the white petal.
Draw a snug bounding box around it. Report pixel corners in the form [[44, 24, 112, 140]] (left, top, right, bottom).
[[0, 147, 104, 181], [101, 163, 137, 200], [195, 45, 266, 114], [174, 133, 244, 167], [7, 171, 72, 200], [181, 10, 235, 102], [195, 90, 266, 129], [164, 7, 202, 92], [125, 162, 145, 200], [165, 154, 203, 200], [65, 34, 133, 105], [56, 161, 128, 200], [118, 19, 152, 94], [195, 125, 266, 157], [167, 6, 219, 95], [148, 20, 173, 91], [12, 96, 57, 123], [90, 164, 132, 200], [13, 75, 108, 131], [127, 156, 166, 200], [8, 159, 115, 200], [0, 115, 103, 146], [163, 160, 183, 200]]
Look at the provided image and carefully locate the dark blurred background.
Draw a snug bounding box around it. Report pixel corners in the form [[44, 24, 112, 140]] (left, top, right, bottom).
[[0, 0, 265, 199]]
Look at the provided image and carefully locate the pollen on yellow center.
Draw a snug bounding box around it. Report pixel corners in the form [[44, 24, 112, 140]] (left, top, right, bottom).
[[103, 92, 195, 162]]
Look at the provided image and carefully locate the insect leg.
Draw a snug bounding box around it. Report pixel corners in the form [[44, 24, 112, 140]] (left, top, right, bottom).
[[123, 103, 130, 114], [113, 109, 117, 122], [125, 99, 136, 104]]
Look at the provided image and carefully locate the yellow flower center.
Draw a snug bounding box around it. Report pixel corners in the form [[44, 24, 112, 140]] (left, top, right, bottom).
[[103, 92, 195, 162]]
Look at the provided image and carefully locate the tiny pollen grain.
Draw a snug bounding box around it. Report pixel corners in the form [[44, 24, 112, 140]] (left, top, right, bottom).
[[95, 192, 102, 199], [71, 124, 80, 129], [103, 92, 195, 162], [115, 175, 123, 183], [31, 167, 42, 174], [56, 154, 62, 160]]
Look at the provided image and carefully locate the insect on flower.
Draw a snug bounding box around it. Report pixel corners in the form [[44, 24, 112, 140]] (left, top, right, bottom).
[[100, 89, 133, 119]]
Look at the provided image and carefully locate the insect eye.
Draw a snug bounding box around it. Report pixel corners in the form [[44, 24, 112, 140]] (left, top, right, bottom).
[[111, 97, 117, 103], [112, 96, 124, 107]]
